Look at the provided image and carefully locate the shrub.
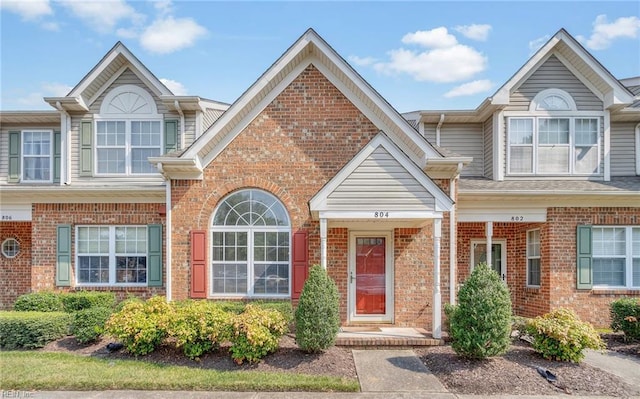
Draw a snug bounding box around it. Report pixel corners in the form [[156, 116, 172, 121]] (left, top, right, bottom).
[[526, 307, 605, 362], [610, 297, 640, 341], [104, 296, 172, 356], [62, 291, 116, 312], [230, 304, 288, 364], [13, 292, 64, 312], [168, 300, 232, 359], [0, 311, 72, 349], [71, 306, 113, 344], [294, 265, 340, 353], [446, 263, 512, 359]]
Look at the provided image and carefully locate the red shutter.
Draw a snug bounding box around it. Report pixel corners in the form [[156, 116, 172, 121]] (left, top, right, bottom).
[[190, 230, 207, 298], [291, 230, 309, 300]]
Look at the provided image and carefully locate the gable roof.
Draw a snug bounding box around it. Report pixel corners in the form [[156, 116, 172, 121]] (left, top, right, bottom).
[[492, 29, 634, 109], [153, 29, 446, 180]]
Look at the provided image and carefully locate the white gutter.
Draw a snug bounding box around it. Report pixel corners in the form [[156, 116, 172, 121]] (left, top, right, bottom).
[[174, 100, 186, 150], [435, 113, 445, 146], [55, 101, 72, 185]]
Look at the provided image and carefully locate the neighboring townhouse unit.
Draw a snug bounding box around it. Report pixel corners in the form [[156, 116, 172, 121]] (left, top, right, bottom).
[[1, 29, 638, 334]]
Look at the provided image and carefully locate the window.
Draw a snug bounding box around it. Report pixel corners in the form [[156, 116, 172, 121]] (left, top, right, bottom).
[[1, 238, 20, 258], [22, 130, 52, 182], [507, 117, 599, 175], [76, 226, 148, 285], [96, 120, 161, 174], [592, 226, 640, 288], [211, 189, 290, 297], [527, 229, 541, 287]]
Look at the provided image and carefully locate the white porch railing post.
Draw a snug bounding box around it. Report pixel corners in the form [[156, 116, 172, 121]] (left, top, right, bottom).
[[320, 218, 327, 269], [433, 218, 442, 339]]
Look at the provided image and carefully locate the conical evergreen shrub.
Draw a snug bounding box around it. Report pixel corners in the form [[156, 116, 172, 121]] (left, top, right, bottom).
[[445, 262, 512, 359]]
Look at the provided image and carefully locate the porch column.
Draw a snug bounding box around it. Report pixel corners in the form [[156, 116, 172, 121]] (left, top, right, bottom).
[[320, 218, 327, 269], [486, 221, 493, 267], [433, 218, 442, 339]]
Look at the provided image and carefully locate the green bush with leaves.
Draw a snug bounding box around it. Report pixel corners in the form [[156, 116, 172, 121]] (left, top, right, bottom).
[[168, 300, 232, 359], [13, 292, 65, 312], [230, 304, 288, 364], [71, 306, 113, 344], [445, 262, 512, 359], [295, 265, 340, 353], [526, 307, 605, 362], [62, 291, 116, 312], [610, 297, 640, 341], [105, 296, 173, 356], [0, 311, 72, 349]]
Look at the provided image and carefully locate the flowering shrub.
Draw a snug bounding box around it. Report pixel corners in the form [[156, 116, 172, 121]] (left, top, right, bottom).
[[610, 297, 640, 341], [168, 300, 232, 359], [230, 304, 288, 364], [105, 296, 173, 356], [526, 307, 605, 362]]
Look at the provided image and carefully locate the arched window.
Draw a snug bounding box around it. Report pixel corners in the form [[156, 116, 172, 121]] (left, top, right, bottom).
[[211, 189, 290, 297], [529, 88, 577, 111]]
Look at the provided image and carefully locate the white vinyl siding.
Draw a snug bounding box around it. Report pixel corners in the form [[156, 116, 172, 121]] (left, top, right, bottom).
[[439, 124, 484, 176], [89, 69, 168, 114], [610, 122, 637, 176], [326, 147, 436, 211], [483, 117, 493, 179]]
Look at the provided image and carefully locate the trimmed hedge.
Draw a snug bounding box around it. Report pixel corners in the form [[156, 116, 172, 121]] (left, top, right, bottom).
[[13, 291, 116, 313], [13, 292, 64, 312], [610, 297, 640, 341], [0, 311, 72, 349], [71, 306, 113, 344], [62, 292, 116, 312]]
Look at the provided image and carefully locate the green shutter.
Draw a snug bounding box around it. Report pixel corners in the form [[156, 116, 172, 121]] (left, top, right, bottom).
[[147, 224, 163, 287], [53, 130, 61, 183], [8, 131, 21, 182], [576, 225, 593, 289], [164, 120, 178, 153], [56, 225, 72, 287], [79, 121, 93, 176]]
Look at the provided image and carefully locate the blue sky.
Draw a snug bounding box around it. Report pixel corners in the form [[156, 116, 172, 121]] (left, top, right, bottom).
[[1, 1, 639, 113]]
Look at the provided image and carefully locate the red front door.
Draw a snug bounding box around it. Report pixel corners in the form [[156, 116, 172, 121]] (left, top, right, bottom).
[[355, 237, 386, 315]]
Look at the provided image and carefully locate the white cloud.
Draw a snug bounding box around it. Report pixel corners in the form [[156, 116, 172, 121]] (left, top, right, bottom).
[[41, 21, 59, 31], [9, 82, 73, 109], [444, 79, 493, 98], [402, 27, 458, 48], [348, 55, 378, 67], [160, 78, 187, 95], [454, 24, 492, 41], [42, 82, 73, 96], [153, 0, 173, 17], [0, 0, 52, 20], [140, 16, 207, 54], [528, 34, 550, 55], [58, 0, 144, 34], [583, 14, 640, 50]]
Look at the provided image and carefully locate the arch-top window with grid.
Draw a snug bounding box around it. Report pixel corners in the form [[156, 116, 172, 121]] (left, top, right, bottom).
[[211, 189, 290, 297]]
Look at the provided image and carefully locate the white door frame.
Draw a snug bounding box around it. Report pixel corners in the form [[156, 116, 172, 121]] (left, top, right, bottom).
[[348, 230, 394, 323], [470, 239, 507, 281]]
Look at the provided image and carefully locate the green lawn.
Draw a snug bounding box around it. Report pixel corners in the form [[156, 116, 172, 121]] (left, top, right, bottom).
[[0, 351, 359, 392]]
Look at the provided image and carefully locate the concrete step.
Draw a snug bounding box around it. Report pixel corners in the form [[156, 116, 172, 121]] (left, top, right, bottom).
[[336, 327, 443, 347]]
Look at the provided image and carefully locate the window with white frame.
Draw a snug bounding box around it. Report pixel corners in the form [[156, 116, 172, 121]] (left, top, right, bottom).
[[76, 226, 148, 285], [1, 238, 20, 258], [592, 226, 640, 288], [22, 130, 52, 182], [211, 189, 290, 297], [526, 229, 541, 287]]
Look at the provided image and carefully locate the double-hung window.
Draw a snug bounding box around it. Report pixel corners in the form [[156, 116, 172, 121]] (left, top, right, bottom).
[[592, 226, 640, 288], [527, 229, 541, 287], [22, 130, 52, 182], [76, 225, 148, 285], [96, 120, 161, 175]]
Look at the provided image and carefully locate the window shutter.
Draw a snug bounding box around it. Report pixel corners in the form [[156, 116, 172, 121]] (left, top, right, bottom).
[[576, 225, 593, 289], [164, 120, 178, 153], [8, 131, 20, 182], [147, 224, 163, 287], [53, 130, 61, 183], [79, 121, 93, 177], [190, 230, 207, 298], [291, 230, 309, 300], [56, 225, 72, 287]]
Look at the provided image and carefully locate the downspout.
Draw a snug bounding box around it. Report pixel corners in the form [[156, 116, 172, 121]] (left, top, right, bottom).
[[449, 162, 463, 305], [158, 162, 172, 302], [436, 113, 445, 146], [55, 101, 72, 185], [174, 100, 186, 150]]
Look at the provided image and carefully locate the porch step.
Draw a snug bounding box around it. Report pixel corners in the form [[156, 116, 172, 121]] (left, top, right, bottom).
[[336, 327, 443, 347]]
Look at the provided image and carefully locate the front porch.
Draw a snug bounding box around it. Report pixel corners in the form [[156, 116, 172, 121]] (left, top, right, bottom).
[[336, 327, 443, 347]]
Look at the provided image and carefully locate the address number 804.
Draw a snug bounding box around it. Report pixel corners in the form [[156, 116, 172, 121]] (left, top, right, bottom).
[[374, 211, 389, 218]]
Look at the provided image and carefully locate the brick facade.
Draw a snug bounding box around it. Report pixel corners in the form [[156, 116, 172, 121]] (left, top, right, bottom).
[[0, 221, 32, 309]]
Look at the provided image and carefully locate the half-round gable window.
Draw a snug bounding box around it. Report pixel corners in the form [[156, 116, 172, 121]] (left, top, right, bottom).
[[530, 88, 577, 111], [100, 84, 158, 115]]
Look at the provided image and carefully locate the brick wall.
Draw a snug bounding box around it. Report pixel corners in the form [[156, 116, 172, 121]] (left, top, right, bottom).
[[0, 222, 32, 309], [170, 65, 444, 329], [30, 203, 166, 300]]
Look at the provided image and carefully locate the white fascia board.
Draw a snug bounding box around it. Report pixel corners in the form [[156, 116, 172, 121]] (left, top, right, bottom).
[[458, 207, 547, 223], [69, 50, 120, 97], [553, 52, 604, 101], [319, 210, 443, 220]]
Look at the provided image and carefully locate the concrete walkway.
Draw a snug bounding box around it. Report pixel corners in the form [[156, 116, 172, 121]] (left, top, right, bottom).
[[583, 348, 640, 388]]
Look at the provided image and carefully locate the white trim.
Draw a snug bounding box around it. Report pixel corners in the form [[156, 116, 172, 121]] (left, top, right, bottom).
[[526, 228, 541, 288], [592, 226, 640, 289], [530, 88, 577, 111], [87, 65, 129, 107], [457, 207, 547, 223], [319, 210, 444, 220], [552, 51, 605, 102], [0, 204, 32, 221], [604, 110, 611, 181], [20, 129, 54, 184], [348, 230, 394, 323], [504, 111, 605, 117], [100, 84, 158, 115], [1, 238, 20, 259], [494, 110, 504, 181], [165, 179, 172, 301], [470, 239, 507, 281], [433, 218, 442, 338], [636, 123, 640, 176]]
